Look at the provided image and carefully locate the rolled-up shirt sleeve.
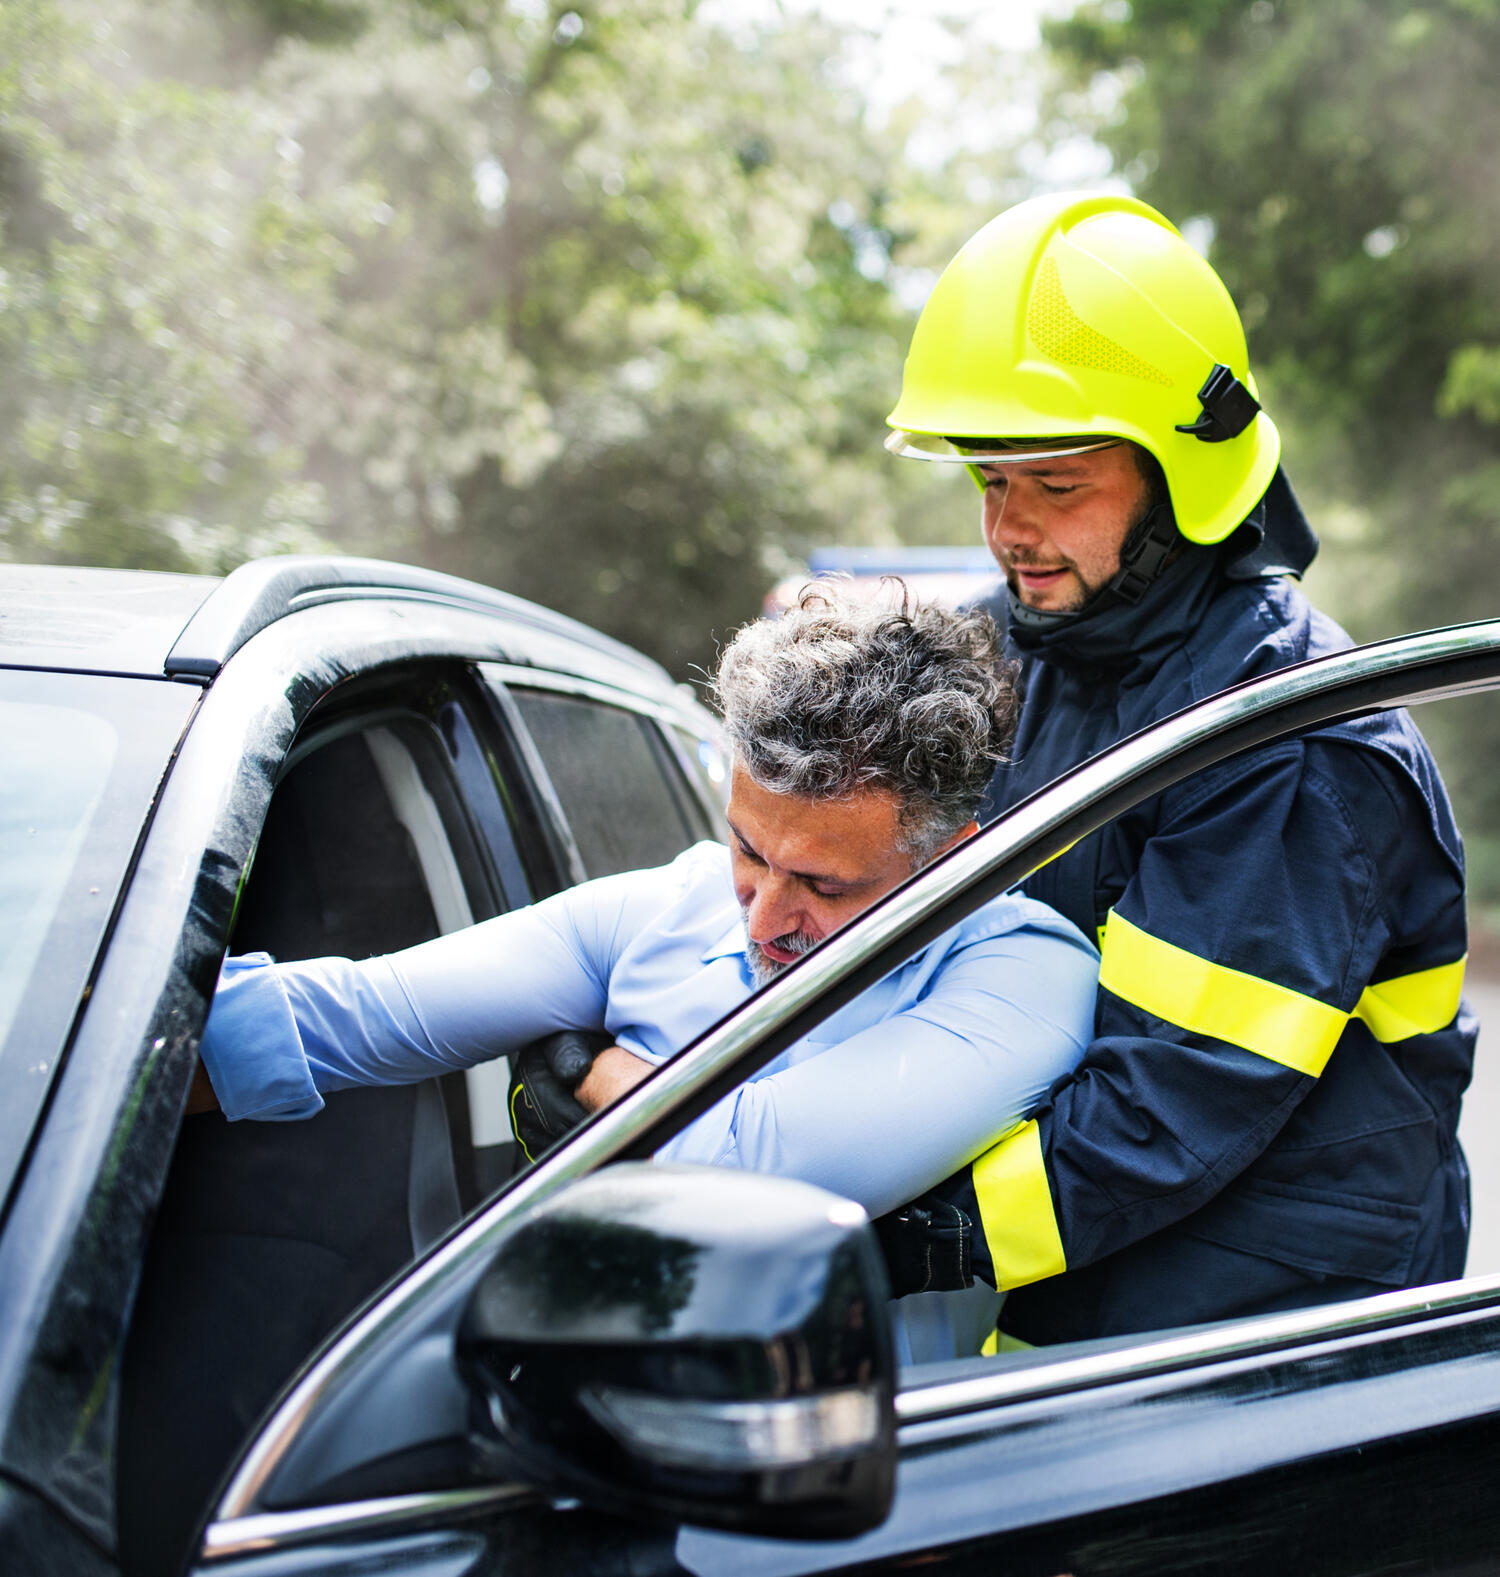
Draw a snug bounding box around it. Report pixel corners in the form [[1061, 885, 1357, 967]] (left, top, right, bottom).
[[655, 910, 1099, 1218]]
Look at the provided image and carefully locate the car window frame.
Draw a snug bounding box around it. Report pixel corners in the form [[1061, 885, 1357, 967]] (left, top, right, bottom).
[[203, 615, 1500, 1550]]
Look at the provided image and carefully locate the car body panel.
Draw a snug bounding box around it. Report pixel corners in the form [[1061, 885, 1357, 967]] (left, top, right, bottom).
[[194, 1280, 1500, 1575], [0, 565, 216, 678]]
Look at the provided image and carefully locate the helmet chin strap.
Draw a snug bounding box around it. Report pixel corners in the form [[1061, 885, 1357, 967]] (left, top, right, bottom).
[[1007, 500, 1181, 634], [1102, 499, 1181, 605]]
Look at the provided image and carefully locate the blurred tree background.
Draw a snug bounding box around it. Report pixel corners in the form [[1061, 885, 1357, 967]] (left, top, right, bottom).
[[0, 0, 1013, 669], [5, 0, 1500, 895], [1043, 0, 1500, 906]]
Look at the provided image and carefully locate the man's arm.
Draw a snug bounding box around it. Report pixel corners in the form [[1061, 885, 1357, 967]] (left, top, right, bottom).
[[650, 904, 1098, 1219], [199, 872, 638, 1121], [576, 1045, 653, 1110]]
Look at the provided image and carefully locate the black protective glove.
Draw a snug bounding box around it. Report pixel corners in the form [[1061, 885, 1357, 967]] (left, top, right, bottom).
[[508, 1029, 612, 1163], [872, 1194, 975, 1299]]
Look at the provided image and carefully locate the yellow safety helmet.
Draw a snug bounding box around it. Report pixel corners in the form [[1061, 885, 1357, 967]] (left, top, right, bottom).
[[886, 191, 1280, 546]]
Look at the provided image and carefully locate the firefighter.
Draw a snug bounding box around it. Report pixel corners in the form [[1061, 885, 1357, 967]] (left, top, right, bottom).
[[881, 190, 1476, 1344]]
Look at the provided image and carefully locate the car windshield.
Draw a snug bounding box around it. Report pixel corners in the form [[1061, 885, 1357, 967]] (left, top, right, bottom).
[[0, 670, 199, 1196], [1, 704, 118, 1040]]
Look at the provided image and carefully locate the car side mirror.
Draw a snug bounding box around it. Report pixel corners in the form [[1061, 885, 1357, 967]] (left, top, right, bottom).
[[457, 1163, 896, 1540]]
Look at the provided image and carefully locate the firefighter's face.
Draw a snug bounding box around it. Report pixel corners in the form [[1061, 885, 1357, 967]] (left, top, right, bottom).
[[978, 442, 1151, 613]]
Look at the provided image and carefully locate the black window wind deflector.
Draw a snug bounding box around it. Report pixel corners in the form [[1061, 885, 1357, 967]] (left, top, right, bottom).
[[164, 555, 664, 683]]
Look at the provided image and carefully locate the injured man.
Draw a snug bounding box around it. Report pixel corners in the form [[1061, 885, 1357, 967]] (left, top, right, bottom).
[[197, 586, 1098, 1363]]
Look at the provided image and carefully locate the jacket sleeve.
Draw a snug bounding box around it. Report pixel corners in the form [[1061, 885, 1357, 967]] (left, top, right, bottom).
[[948, 737, 1449, 1291]]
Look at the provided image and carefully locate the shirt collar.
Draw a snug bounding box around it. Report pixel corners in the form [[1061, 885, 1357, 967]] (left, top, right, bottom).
[[701, 914, 748, 964]]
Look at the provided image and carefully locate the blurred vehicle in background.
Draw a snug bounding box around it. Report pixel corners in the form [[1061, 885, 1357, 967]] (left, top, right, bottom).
[[761, 546, 998, 617]]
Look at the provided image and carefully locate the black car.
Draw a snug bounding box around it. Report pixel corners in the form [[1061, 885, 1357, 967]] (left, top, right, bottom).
[[5, 555, 1500, 1577]]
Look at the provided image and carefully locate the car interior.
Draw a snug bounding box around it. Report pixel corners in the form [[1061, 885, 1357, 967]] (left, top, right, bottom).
[[116, 662, 720, 1577]]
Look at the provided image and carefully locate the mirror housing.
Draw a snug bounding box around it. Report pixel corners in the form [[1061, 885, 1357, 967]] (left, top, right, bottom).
[[457, 1163, 896, 1539]]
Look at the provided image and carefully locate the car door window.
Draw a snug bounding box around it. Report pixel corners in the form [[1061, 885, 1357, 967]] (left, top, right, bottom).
[[508, 687, 706, 877]]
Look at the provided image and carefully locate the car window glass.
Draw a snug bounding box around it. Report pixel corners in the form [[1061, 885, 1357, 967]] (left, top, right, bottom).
[[671, 722, 730, 820], [1418, 690, 1498, 1278], [510, 689, 699, 877]]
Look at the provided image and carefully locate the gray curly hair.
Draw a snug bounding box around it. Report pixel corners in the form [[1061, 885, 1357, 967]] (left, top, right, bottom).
[[713, 583, 1018, 862]]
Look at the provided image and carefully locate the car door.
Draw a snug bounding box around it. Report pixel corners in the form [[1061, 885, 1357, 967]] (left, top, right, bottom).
[[174, 617, 1500, 1577]]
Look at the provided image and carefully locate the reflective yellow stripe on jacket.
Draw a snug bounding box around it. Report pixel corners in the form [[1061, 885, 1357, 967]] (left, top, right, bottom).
[[972, 1120, 1066, 1290], [1355, 958, 1468, 1043], [970, 914, 1466, 1291], [1098, 911, 1466, 1075]]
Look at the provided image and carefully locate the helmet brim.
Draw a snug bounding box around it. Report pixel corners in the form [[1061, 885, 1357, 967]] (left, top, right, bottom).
[[883, 429, 1124, 465]]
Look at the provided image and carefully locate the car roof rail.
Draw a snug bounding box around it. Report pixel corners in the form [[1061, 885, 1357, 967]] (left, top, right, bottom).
[[164, 554, 662, 681]]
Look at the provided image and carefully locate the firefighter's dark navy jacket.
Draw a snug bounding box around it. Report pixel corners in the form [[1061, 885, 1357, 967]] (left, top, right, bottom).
[[945, 472, 1476, 1344]]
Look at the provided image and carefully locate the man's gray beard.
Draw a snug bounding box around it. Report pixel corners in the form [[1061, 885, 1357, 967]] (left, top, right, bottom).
[[744, 921, 818, 987]]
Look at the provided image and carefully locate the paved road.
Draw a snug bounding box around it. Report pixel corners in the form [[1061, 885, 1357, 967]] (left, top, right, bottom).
[[1460, 977, 1500, 1276]]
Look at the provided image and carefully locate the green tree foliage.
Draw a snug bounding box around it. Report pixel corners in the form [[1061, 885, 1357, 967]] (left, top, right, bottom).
[[1044, 0, 1500, 900], [0, 0, 342, 570], [0, 0, 1001, 672]]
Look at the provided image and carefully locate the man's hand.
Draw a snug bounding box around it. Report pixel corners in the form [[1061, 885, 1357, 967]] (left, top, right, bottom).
[[508, 1029, 612, 1162]]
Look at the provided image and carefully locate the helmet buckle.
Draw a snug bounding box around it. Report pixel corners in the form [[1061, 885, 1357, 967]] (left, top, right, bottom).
[[1110, 505, 1178, 606], [1175, 363, 1260, 444]]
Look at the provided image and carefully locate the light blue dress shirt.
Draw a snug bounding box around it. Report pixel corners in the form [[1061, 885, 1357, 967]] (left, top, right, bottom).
[[202, 842, 1097, 1222]]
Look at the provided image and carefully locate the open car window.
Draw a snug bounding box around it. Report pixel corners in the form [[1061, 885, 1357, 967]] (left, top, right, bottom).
[[122, 661, 730, 1573], [121, 672, 522, 1571]]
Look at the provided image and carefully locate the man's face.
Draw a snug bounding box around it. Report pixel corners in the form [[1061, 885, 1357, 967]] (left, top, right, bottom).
[[977, 442, 1151, 613], [726, 764, 965, 986]]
